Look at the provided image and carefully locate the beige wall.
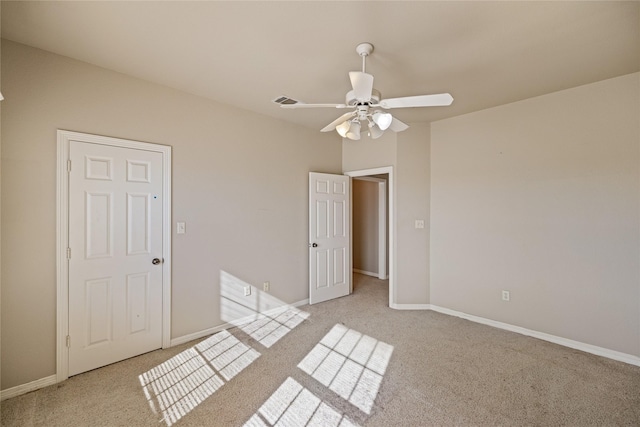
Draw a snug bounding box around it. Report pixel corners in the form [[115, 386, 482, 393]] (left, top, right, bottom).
[[342, 131, 397, 172], [343, 124, 431, 306], [396, 124, 430, 304], [0, 40, 342, 389], [431, 73, 640, 357]]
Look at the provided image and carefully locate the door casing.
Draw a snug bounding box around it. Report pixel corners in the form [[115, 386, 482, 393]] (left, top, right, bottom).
[[56, 130, 172, 382]]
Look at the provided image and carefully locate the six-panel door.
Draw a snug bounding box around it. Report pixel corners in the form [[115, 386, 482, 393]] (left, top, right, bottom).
[[309, 172, 351, 304], [68, 141, 163, 376]]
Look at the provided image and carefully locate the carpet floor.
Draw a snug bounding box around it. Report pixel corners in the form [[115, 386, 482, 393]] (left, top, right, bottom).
[[2, 273, 640, 426]]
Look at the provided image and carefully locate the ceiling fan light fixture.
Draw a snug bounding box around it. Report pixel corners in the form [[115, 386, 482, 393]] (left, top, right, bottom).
[[346, 121, 361, 140], [372, 111, 393, 130], [281, 42, 453, 139], [336, 120, 351, 138], [368, 122, 384, 139]]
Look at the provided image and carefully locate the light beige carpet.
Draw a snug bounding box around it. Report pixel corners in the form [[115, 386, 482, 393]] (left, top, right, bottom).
[[2, 273, 640, 426]]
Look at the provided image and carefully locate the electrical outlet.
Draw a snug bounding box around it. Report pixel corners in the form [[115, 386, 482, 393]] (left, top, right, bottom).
[[244, 286, 251, 296], [263, 281, 270, 292], [502, 290, 510, 301], [415, 219, 425, 229]]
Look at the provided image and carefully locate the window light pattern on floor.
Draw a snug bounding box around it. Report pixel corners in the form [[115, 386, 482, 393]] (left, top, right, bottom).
[[244, 377, 359, 427], [298, 324, 393, 414], [239, 307, 310, 348], [139, 330, 260, 426]]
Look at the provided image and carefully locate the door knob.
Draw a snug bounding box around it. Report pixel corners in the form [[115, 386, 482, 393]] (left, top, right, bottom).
[[309, 243, 318, 248], [152, 258, 162, 265]]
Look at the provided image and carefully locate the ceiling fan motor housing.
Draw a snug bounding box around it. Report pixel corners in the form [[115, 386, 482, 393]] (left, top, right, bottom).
[[356, 105, 370, 121], [346, 88, 381, 107]]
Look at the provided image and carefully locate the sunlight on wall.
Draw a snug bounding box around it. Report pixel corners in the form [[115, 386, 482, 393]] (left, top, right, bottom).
[[244, 377, 359, 427], [298, 324, 393, 414], [139, 330, 260, 426], [221, 270, 310, 348]]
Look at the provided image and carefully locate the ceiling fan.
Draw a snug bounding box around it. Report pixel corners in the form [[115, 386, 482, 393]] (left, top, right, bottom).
[[276, 42, 453, 140]]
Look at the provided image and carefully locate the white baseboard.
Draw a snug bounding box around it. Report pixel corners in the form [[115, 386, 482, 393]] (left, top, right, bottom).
[[292, 298, 309, 308], [353, 269, 389, 280], [169, 298, 310, 347], [428, 304, 640, 367], [170, 323, 232, 347], [6, 298, 637, 401], [353, 269, 377, 277], [1, 374, 57, 401], [390, 303, 431, 310]]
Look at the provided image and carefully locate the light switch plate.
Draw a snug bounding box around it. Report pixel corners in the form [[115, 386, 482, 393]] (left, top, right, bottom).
[[177, 222, 186, 234], [415, 220, 425, 229]]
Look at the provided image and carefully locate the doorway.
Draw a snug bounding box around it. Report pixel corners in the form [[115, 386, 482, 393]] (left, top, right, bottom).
[[345, 167, 395, 307], [352, 176, 388, 280]]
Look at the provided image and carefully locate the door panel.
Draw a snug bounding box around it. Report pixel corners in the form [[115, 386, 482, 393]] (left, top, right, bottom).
[[309, 172, 350, 304], [127, 272, 150, 334], [127, 193, 150, 255], [86, 192, 112, 258], [69, 141, 163, 376], [85, 277, 112, 347]]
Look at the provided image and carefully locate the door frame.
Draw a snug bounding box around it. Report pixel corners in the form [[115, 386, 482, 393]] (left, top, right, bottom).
[[56, 130, 172, 382], [345, 166, 395, 308]]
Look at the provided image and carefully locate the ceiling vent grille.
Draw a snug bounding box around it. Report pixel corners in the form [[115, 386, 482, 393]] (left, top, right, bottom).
[[272, 95, 301, 105]]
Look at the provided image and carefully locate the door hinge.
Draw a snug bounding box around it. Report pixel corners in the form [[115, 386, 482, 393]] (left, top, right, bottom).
[[67, 159, 72, 173], [67, 247, 71, 259], [66, 335, 71, 348]]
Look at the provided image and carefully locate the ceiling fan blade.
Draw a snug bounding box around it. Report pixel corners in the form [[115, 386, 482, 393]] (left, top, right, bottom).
[[281, 103, 348, 109], [388, 117, 409, 132], [379, 93, 454, 109], [320, 111, 356, 132], [349, 71, 374, 102]]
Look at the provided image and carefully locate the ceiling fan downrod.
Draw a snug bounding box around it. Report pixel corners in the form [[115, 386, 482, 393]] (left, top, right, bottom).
[[356, 42, 373, 73]]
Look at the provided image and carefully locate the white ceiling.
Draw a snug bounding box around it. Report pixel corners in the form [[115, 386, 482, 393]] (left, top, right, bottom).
[[2, 1, 639, 131]]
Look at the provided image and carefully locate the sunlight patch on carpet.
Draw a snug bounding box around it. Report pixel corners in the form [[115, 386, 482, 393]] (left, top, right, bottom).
[[298, 324, 393, 414], [244, 377, 359, 427], [240, 306, 310, 348], [139, 330, 260, 426]]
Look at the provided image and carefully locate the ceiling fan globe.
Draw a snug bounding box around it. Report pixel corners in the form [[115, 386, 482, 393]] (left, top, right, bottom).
[[368, 122, 385, 139], [372, 111, 393, 130], [336, 120, 351, 138], [346, 121, 361, 140]]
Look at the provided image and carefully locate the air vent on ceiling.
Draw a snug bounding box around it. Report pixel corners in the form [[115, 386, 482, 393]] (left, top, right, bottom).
[[272, 95, 301, 105]]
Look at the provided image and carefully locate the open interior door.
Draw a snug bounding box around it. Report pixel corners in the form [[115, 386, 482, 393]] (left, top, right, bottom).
[[309, 172, 351, 304]]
